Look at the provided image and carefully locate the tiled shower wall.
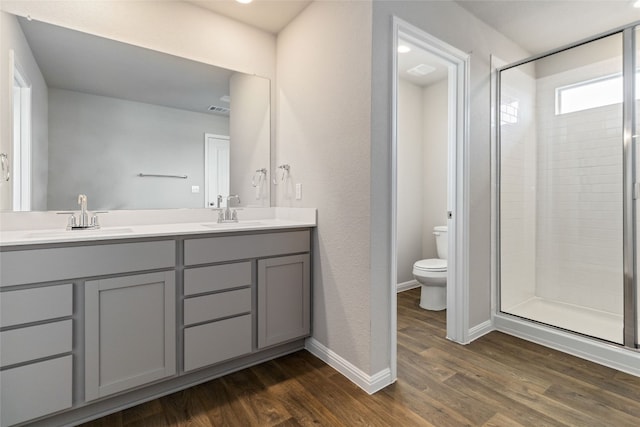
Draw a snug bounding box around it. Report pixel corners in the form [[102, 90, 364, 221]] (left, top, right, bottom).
[[534, 57, 623, 315], [499, 65, 537, 310]]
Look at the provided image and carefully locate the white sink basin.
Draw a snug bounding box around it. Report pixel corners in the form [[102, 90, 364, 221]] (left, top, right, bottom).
[[201, 221, 264, 229], [27, 227, 134, 239]]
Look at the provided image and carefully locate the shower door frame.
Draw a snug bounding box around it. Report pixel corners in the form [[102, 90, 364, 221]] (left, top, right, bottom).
[[493, 22, 640, 375]]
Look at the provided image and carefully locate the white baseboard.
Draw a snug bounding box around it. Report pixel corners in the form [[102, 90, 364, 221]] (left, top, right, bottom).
[[305, 338, 393, 394], [466, 319, 494, 343], [397, 280, 420, 293]]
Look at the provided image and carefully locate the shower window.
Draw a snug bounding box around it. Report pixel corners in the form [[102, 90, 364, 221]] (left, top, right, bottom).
[[555, 73, 623, 115], [556, 72, 640, 115], [499, 32, 625, 344]]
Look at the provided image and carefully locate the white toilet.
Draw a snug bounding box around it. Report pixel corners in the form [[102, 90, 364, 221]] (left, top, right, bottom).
[[412, 226, 448, 311]]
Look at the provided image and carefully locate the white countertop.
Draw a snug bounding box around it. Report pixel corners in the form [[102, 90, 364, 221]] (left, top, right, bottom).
[[0, 208, 316, 247]]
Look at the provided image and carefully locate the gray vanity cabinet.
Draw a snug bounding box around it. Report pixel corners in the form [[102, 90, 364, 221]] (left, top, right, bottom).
[[84, 271, 176, 401], [0, 230, 312, 426], [257, 254, 310, 348]]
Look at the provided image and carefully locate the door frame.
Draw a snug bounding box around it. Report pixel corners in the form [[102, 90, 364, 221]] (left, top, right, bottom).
[[390, 17, 471, 380]]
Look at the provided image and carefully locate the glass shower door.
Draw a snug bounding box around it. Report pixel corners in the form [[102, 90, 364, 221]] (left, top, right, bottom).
[[499, 33, 625, 344]]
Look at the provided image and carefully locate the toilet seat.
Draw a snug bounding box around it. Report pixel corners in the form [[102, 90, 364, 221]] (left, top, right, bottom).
[[414, 259, 447, 272]]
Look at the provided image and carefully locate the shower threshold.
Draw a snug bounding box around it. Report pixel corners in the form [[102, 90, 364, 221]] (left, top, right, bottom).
[[504, 297, 623, 344]]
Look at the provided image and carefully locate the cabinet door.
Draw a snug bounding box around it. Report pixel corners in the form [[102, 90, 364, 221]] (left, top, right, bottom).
[[258, 254, 310, 348], [85, 271, 176, 401]]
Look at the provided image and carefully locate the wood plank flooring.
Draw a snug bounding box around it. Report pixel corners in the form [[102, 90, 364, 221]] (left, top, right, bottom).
[[81, 288, 640, 426]]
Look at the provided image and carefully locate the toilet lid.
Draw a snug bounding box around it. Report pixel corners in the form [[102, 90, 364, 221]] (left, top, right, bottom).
[[414, 259, 447, 272]]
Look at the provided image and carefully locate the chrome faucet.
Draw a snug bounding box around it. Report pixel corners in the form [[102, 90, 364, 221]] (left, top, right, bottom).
[[66, 194, 100, 230], [218, 194, 240, 223], [78, 194, 89, 227]]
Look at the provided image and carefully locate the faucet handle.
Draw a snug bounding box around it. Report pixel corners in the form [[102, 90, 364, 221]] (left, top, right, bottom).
[[90, 214, 100, 227], [66, 214, 77, 229]]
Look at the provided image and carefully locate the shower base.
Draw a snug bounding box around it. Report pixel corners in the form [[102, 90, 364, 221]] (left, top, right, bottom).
[[504, 297, 623, 344]]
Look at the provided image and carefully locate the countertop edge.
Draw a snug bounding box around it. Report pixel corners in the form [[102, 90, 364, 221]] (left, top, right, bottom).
[[0, 221, 317, 248]]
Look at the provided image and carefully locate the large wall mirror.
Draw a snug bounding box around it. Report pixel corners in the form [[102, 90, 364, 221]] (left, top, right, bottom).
[[0, 12, 270, 211]]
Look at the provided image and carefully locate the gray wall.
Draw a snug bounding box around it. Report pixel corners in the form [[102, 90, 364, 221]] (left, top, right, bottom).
[[422, 79, 449, 259], [397, 78, 424, 284], [47, 89, 228, 210], [276, 0, 374, 373], [0, 11, 48, 211]]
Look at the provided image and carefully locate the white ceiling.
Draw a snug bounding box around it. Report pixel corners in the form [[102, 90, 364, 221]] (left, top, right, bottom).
[[183, 1, 640, 55], [184, 0, 312, 34], [456, 0, 640, 55]]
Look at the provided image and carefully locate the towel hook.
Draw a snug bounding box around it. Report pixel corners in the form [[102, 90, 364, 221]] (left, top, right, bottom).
[[0, 153, 9, 182], [252, 168, 268, 187], [272, 164, 290, 185]]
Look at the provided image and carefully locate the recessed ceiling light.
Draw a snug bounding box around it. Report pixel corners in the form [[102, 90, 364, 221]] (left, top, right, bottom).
[[236, 0, 253, 4], [397, 45, 411, 54], [634, 0, 640, 8]]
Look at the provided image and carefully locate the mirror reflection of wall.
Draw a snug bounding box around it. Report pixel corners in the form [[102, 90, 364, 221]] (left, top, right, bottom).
[[0, 11, 271, 211]]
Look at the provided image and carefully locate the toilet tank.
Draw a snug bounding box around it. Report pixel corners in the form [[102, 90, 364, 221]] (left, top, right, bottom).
[[433, 226, 448, 259]]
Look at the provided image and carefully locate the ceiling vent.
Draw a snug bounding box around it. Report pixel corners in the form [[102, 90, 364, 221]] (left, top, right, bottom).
[[407, 64, 436, 76], [207, 105, 231, 115]]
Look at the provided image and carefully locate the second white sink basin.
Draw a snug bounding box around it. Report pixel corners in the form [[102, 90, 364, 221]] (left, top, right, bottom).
[[201, 221, 264, 229], [27, 227, 134, 239]]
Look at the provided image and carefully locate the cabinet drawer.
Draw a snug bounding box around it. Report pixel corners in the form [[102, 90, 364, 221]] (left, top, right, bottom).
[[184, 314, 252, 372], [0, 320, 72, 367], [0, 283, 72, 328], [184, 230, 310, 266], [0, 240, 175, 287], [184, 262, 251, 296], [184, 288, 251, 326], [0, 355, 72, 427]]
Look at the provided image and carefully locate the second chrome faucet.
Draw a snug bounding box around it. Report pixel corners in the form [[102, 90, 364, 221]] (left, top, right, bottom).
[[218, 194, 241, 223], [66, 194, 100, 230]]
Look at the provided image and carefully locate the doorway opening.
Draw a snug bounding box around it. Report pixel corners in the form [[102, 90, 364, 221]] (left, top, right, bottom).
[[204, 133, 230, 208], [391, 18, 470, 381]]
